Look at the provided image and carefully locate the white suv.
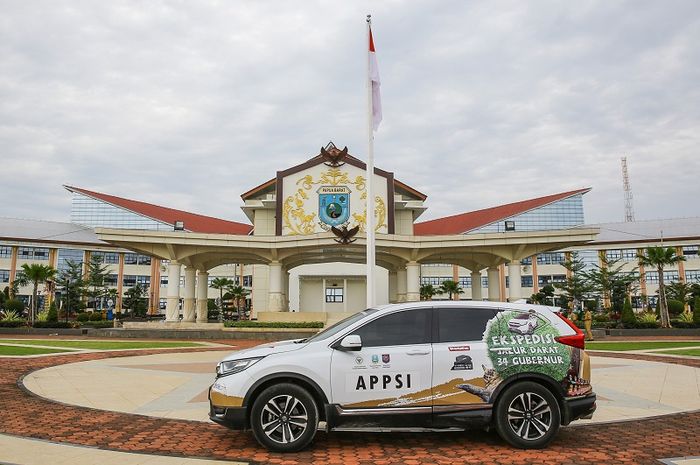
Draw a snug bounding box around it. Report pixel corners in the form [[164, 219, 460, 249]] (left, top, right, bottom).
[[209, 301, 595, 452]]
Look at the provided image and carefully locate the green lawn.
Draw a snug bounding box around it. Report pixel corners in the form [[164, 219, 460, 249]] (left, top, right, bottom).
[[0, 339, 205, 350], [0, 345, 74, 356], [587, 341, 700, 351], [656, 348, 700, 357]]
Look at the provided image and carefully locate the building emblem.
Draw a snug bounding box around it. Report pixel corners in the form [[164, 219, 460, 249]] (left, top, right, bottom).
[[318, 186, 351, 227]]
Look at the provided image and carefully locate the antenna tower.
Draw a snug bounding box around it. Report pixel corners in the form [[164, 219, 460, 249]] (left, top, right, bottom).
[[621, 157, 635, 222]]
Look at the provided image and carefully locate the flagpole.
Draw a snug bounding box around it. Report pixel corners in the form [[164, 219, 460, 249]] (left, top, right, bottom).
[[366, 14, 376, 308]]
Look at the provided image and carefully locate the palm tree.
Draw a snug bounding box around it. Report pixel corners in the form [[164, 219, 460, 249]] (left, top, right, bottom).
[[439, 280, 463, 300], [210, 277, 234, 320], [227, 284, 249, 319], [20, 263, 57, 324], [638, 246, 686, 328], [419, 284, 437, 301]]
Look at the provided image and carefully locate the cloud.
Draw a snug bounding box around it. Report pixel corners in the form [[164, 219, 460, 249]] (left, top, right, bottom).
[[1, 0, 698, 226]]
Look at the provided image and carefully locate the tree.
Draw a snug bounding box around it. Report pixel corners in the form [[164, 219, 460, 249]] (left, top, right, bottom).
[[530, 284, 555, 305], [584, 256, 638, 312], [227, 284, 249, 319], [621, 296, 635, 327], [555, 252, 594, 313], [19, 263, 57, 324], [57, 260, 86, 319], [637, 246, 686, 328], [85, 255, 110, 310], [438, 280, 463, 300], [666, 281, 693, 311], [210, 277, 234, 320], [123, 284, 147, 317], [420, 284, 437, 301], [694, 296, 700, 326]]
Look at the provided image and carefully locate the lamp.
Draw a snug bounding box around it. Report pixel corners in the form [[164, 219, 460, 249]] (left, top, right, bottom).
[[504, 221, 515, 231], [174, 221, 185, 231]]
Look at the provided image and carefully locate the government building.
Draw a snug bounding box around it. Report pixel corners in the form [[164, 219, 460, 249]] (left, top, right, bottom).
[[1, 143, 698, 325]]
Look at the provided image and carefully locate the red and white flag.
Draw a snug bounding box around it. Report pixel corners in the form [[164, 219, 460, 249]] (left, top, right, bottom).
[[369, 26, 382, 131]]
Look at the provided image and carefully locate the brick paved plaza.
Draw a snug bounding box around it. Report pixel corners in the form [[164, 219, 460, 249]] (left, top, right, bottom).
[[0, 338, 699, 465]]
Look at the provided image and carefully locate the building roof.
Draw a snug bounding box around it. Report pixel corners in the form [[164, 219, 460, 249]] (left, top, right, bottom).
[[0, 217, 106, 246], [64, 186, 253, 235], [581, 217, 700, 245], [414, 188, 591, 236]]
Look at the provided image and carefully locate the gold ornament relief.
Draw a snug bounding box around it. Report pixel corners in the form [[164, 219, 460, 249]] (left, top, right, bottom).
[[282, 168, 387, 235]]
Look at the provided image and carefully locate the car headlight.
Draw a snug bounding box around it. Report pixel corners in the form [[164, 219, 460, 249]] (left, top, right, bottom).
[[216, 357, 264, 377]]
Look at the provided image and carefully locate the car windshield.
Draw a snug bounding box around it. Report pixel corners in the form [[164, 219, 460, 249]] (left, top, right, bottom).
[[303, 308, 379, 343]]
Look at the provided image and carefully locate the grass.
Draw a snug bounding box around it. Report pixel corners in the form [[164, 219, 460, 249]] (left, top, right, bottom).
[[587, 341, 700, 351], [0, 339, 205, 350], [656, 348, 700, 357], [0, 345, 74, 356]]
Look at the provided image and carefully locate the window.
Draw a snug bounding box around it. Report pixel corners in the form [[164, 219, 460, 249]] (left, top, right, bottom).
[[325, 287, 344, 303], [124, 253, 138, 265], [136, 275, 151, 288], [105, 274, 119, 286], [521, 257, 532, 265], [123, 275, 137, 287], [137, 254, 151, 265], [354, 309, 432, 347], [683, 245, 698, 258], [663, 271, 679, 282], [621, 249, 638, 261], [0, 246, 12, 258], [537, 253, 565, 265], [481, 277, 488, 287], [0, 270, 9, 283], [160, 276, 168, 286], [18, 247, 49, 260], [645, 271, 659, 283], [243, 275, 253, 287], [605, 250, 621, 260], [686, 270, 700, 283], [459, 276, 470, 287], [57, 249, 84, 271], [521, 275, 533, 287], [92, 251, 119, 264], [436, 307, 496, 342]]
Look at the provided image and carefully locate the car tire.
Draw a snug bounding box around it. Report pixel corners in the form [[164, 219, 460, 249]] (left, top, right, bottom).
[[494, 381, 560, 449], [250, 383, 319, 452]]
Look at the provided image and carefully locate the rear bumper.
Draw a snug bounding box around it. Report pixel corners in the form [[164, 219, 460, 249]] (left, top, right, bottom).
[[562, 393, 596, 425]]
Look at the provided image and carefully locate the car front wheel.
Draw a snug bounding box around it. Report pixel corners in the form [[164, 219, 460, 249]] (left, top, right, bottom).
[[250, 383, 319, 452], [494, 381, 560, 449]]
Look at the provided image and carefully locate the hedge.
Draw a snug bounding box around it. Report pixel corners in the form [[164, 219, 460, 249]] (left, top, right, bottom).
[[79, 321, 115, 328], [225, 321, 324, 328], [32, 321, 74, 329], [0, 320, 27, 328]]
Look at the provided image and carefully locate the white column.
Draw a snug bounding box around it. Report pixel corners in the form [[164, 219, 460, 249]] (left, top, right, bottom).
[[471, 271, 483, 301], [406, 261, 421, 302], [182, 267, 196, 322], [388, 271, 398, 303], [343, 278, 348, 312], [487, 266, 500, 302], [165, 261, 181, 322], [508, 260, 522, 302], [322, 278, 327, 313], [397, 268, 407, 302], [268, 261, 284, 312], [196, 271, 209, 323]]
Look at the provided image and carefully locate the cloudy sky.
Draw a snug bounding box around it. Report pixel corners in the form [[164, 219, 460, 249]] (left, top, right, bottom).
[[1, 0, 699, 227]]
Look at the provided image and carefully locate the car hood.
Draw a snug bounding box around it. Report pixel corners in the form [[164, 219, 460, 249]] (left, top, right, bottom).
[[220, 339, 306, 361]]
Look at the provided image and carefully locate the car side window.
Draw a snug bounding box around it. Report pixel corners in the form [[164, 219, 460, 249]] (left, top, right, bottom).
[[353, 309, 432, 347], [436, 307, 497, 343]]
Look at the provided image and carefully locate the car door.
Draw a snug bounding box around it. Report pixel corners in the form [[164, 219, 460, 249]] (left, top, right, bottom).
[[431, 306, 498, 424], [329, 308, 433, 426]]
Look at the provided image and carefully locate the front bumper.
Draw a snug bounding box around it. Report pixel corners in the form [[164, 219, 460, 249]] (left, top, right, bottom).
[[562, 393, 596, 425], [209, 404, 247, 429]]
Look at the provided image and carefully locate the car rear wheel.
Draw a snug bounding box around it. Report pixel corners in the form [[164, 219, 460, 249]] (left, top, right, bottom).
[[250, 383, 319, 452], [494, 381, 560, 449]]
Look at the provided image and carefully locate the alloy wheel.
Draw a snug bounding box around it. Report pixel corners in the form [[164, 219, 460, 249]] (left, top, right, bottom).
[[506, 391, 552, 441], [260, 394, 309, 444]]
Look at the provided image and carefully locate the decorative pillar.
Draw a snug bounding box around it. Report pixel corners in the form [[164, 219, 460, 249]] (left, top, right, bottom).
[[116, 252, 125, 312], [487, 267, 500, 302], [452, 265, 460, 300], [471, 271, 482, 301], [196, 271, 209, 323], [508, 260, 522, 302], [165, 261, 181, 322], [397, 268, 407, 302], [388, 271, 398, 302], [268, 261, 284, 312], [183, 267, 196, 322], [406, 261, 421, 302]]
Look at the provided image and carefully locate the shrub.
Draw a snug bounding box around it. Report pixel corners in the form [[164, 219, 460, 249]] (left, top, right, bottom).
[[0, 309, 24, 322], [621, 297, 635, 327], [672, 320, 697, 329], [695, 297, 700, 325], [78, 321, 115, 328], [33, 321, 74, 329], [677, 311, 694, 323], [668, 300, 685, 316], [88, 312, 103, 321], [225, 321, 325, 328], [47, 302, 58, 322], [637, 312, 659, 324], [36, 309, 49, 322], [4, 299, 24, 314], [634, 321, 661, 329], [76, 312, 90, 322], [0, 320, 26, 327], [593, 313, 610, 322]]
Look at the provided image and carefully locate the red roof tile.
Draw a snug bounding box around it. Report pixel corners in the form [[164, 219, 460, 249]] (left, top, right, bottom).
[[413, 188, 591, 236], [64, 186, 253, 235]]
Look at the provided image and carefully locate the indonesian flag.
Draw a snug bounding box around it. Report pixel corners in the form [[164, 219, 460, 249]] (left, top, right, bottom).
[[369, 27, 382, 131]]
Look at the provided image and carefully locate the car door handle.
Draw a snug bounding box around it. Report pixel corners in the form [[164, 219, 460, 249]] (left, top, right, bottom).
[[406, 349, 430, 356]]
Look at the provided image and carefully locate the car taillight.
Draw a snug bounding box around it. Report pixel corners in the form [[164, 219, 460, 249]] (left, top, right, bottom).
[[554, 312, 585, 349]]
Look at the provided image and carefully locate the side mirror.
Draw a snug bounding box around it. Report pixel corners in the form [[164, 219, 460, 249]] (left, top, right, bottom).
[[338, 334, 362, 351]]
